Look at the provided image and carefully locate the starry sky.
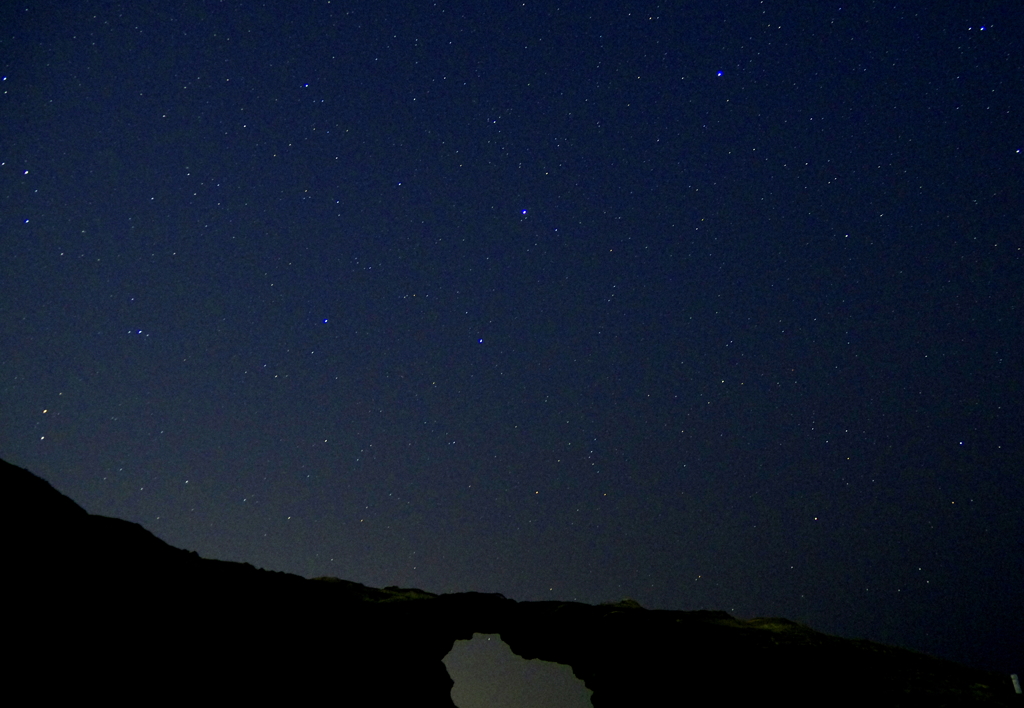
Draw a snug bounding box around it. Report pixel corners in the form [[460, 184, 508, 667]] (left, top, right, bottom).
[[2, 0, 1021, 676]]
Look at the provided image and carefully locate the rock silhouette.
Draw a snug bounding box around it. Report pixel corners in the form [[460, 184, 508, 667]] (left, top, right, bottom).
[[7, 458, 1016, 705]]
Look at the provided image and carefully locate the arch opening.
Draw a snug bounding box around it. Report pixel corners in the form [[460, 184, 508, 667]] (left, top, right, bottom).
[[443, 633, 594, 708]]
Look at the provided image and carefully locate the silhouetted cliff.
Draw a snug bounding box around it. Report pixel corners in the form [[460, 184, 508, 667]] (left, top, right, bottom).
[[7, 458, 1017, 705]]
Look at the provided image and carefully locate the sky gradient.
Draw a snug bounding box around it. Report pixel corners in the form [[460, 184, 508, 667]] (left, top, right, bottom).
[[2, 0, 1021, 677]]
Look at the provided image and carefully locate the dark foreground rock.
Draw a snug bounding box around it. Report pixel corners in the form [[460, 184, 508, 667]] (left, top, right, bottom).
[[7, 458, 1017, 705]]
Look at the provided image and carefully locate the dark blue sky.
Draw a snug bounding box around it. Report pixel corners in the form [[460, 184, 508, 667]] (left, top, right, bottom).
[[2, 0, 1021, 675]]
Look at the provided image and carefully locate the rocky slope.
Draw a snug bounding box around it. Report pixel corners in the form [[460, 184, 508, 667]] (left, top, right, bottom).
[[6, 458, 1017, 705]]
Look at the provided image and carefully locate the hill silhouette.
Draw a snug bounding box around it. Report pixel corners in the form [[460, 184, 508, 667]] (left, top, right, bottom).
[[6, 457, 1017, 705]]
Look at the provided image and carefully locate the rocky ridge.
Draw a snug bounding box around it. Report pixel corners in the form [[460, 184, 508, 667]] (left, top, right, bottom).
[[7, 458, 1016, 705]]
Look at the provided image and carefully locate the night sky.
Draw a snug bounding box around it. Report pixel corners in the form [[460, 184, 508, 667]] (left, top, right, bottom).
[[2, 0, 1022, 678]]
